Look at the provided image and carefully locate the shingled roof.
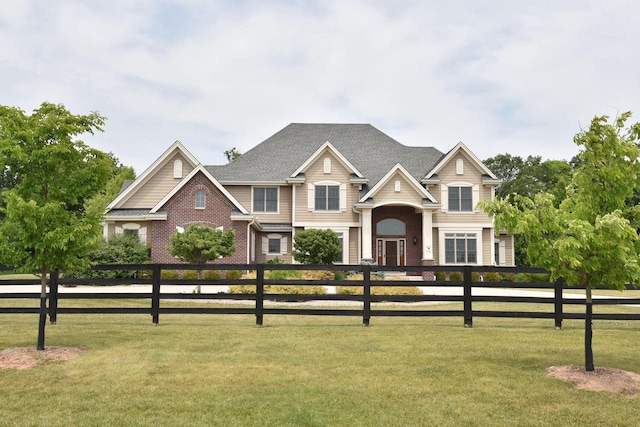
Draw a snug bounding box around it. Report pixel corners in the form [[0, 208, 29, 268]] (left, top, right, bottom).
[[206, 124, 445, 189]]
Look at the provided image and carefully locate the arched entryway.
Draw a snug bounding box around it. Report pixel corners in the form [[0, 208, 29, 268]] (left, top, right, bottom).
[[372, 206, 422, 267]]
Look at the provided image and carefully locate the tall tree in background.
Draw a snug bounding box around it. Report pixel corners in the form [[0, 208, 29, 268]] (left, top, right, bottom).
[[480, 112, 640, 371], [484, 154, 573, 265], [224, 147, 241, 163], [0, 102, 114, 349]]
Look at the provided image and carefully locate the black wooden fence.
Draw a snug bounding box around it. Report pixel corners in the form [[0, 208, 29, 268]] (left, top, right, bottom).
[[1, 263, 639, 328]]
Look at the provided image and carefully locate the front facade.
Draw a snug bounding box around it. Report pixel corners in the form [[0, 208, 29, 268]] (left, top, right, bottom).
[[105, 124, 515, 267]]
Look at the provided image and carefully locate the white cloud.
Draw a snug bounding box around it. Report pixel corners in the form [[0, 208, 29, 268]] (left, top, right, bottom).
[[1, 0, 639, 173]]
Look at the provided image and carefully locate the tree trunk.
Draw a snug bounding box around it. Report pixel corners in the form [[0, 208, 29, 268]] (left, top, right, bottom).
[[585, 287, 594, 371], [36, 272, 48, 350]]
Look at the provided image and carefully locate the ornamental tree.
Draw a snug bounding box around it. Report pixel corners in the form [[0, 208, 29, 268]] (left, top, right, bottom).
[[292, 229, 341, 264], [0, 102, 114, 349], [480, 112, 640, 371], [168, 225, 236, 277]]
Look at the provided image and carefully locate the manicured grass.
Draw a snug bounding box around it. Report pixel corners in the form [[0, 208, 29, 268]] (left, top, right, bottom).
[[1, 300, 639, 426]]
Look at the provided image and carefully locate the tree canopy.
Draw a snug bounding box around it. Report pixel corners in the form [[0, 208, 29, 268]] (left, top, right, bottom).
[[168, 224, 236, 264], [480, 112, 640, 370], [0, 102, 115, 349], [292, 229, 342, 264]]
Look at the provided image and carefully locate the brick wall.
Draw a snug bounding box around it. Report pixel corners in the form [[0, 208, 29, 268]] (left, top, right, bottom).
[[371, 206, 422, 267], [150, 171, 248, 264]]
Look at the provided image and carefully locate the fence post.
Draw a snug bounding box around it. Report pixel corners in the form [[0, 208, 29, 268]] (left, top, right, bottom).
[[463, 266, 473, 328], [554, 278, 564, 329], [151, 264, 161, 325], [256, 264, 264, 326], [48, 269, 59, 324], [363, 265, 371, 326]]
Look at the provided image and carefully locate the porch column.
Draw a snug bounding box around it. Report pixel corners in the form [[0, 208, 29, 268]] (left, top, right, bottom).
[[422, 210, 433, 260], [361, 208, 373, 261]]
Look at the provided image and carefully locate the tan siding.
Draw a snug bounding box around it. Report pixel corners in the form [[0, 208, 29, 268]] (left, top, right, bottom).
[[254, 232, 293, 264], [503, 234, 515, 266], [349, 227, 359, 264], [432, 211, 492, 224], [373, 173, 424, 206], [121, 153, 195, 208], [482, 228, 493, 265], [225, 186, 251, 212], [294, 151, 360, 224]]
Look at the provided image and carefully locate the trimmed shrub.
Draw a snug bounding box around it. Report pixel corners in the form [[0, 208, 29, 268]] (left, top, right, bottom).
[[266, 285, 327, 295], [204, 269, 221, 280], [181, 270, 199, 280], [161, 270, 179, 280], [225, 270, 243, 280], [336, 286, 422, 296], [227, 284, 327, 295], [333, 270, 345, 281], [267, 269, 303, 280], [228, 285, 256, 294], [483, 272, 503, 283], [448, 271, 463, 281], [515, 272, 551, 283]]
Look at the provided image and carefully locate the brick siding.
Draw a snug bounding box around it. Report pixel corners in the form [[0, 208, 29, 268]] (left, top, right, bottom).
[[150, 171, 248, 264]]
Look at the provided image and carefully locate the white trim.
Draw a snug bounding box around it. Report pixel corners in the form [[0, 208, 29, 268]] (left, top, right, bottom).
[[107, 141, 199, 209], [150, 165, 249, 214], [309, 181, 346, 213], [290, 141, 364, 178], [438, 227, 483, 266], [424, 142, 498, 181], [360, 163, 437, 203]]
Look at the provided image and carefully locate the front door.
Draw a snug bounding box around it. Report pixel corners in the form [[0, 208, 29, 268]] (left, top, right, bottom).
[[377, 239, 406, 266]]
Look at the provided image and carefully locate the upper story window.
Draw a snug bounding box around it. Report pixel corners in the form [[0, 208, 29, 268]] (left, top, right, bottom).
[[448, 186, 473, 212], [308, 182, 347, 212], [315, 185, 340, 211], [195, 190, 206, 209], [253, 187, 278, 212]]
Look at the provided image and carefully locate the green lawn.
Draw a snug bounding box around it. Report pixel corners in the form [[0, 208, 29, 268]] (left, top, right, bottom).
[[1, 300, 639, 426]]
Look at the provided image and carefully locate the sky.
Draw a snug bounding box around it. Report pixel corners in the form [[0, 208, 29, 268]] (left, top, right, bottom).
[[2, 0, 639, 175]]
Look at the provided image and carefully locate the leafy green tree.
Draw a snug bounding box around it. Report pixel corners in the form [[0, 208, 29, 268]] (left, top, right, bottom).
[[85, 162, 136, 217], [71, 233, 150, 279], [292, 229, 341, 264], [168, 225, 236, 277], [480, 112, 640, 371], [0, 102, 113, 349], [484, 154, 573, 265], [484, 154, 572, 204]]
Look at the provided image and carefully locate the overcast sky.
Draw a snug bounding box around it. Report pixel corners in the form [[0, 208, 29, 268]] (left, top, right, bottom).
[[2, 1, 639, 174]]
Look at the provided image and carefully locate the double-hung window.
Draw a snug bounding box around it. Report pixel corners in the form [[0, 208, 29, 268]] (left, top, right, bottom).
[[315, 185, 340, 211], [195, 190, 206, 209], [445, 233, 477, 264], [253, 187, 278, 212], [448, 186, 473, 212]]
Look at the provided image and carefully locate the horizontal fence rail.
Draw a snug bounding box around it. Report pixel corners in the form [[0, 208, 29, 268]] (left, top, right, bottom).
[[1, 264, 639, 328]]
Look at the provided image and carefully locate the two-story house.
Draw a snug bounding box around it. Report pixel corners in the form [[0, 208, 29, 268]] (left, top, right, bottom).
[[104, 123, 514, 268]]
